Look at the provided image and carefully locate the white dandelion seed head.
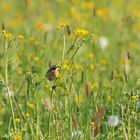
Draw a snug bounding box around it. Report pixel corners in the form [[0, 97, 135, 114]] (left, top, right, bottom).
[[43, 23, 53, 32], [72, 130, 84, 139], [2, 86, 14, 97], [108, 115, 119, 127], [98, 36, 109, 50]]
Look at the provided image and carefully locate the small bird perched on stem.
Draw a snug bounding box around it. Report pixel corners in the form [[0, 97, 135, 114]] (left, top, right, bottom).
[[46, 65, 60, 81]]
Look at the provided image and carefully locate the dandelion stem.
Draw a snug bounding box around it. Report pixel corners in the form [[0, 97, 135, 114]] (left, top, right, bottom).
[[5, 41, 8, 85], [29, 123, 37, 140], [13, 96, 26, 120], [4, 41, 16, 132], [62, 32, 66, 62], [7, 86, 16, 132], [121, 106, 128, 140], [36, 101, 39, 139], [48, 86, 54, 139], [65, 35, 78, 57]]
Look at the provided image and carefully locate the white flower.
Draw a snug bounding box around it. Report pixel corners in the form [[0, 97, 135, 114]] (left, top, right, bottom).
[[72, 130, 84, 139], [2, 86, 14, 97], [43, 23, 53, 32], [108, 115, 119, 127], [98, 36, 109, 50]]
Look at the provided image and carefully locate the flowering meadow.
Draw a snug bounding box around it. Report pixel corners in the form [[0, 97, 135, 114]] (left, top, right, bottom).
[[0, 0, 140, 139]]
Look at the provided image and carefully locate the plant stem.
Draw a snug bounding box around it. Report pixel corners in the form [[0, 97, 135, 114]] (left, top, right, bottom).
[[62, 32, 66, 62], [48, 87, 54, 139], [121, 106, 128, 140], [7, 86, 16, 132], [5, 41, 16, 132], [5, 41, 8, 85]]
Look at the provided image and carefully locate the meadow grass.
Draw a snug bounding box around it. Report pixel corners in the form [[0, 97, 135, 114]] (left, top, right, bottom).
[[0, 0, 140, 139]]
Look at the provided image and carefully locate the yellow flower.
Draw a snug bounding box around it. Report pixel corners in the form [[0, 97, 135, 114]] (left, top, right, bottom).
[[91, 121, 95, 126], [131, 95, 139, 102], [96, 8, 110, 20], [92, 82, 99, 89], [113, 71, 123, 79], [45, 84, 53, 92], [35, 22, 43, 31], [88, 52, 94, 59], [63, 60, 71, 70], [0, 121, 4, 126], [83, 2, 95, 9], [59, 21, 67, 28], [28, 102, 35, 109], [107, 95, 112, 102], [57, 26, 61, 31], [129, 42, 137, 49], [14, 133, 22, 140], [75, 96, 84, 104], [15, 118, 21, 123], [75, 28, 89, 37], [4, 33, 12, 39], [25, 113, 30, 118], [71, 7, 81, 21], [100, 60, 108, 65], [26, 70, 31, 76], [90, 34, 97, 42], [74, 64, 84, 71], [34, 56, 40, 62], [18, 70, 22, 76], [18, 35, 24, 39], [22, 128, 27, 132], [89, 64, 95, 70], [127, 5, 140, 17]]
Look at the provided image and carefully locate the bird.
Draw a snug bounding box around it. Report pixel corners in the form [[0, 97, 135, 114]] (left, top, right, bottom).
[[46, 65, 60, 81]]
